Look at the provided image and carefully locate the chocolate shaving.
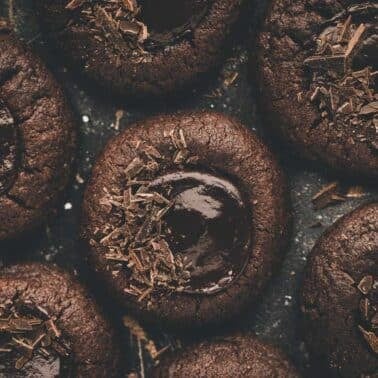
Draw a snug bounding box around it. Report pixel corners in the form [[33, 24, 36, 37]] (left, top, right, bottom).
[[65, 0, 211, 52], [65, 0, 148, 53], [65, 0, 85, 10], [303, 6, 377, 150], [345, 24, 367, 59], [123, 0, 137, 13], [0, 18, 10, 32], [122, 315, 169, 361], [0, 300, 71, 370], [114, 109, 124, 131], [94, 129, 201, 302], [346, 185, 365, 198], [358, 275, 373, 295], [223, 72, 239, 87], [311, 182, 345, 210], [311, 182, 367, 210], [359, 326, 378, 354], [360, 101, 378, 115]]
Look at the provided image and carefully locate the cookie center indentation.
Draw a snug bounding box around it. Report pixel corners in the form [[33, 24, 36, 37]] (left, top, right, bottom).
[[149, 171, 250, 292], [0, 100, 18, 196], [96, 130, 252, 301], [139, 0, 209, 39]]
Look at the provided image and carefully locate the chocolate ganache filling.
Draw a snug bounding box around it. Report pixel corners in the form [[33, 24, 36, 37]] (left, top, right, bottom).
[[0, 100, 18, 196], [0, 301, 73, 377], [149, 170, 250, 293], [139, 0, 211, 48]]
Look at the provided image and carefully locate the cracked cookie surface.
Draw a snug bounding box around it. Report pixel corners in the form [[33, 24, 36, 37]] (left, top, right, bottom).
[[0, 30, 76, 241], [153, 335, 299, 377], [81, 111, 290, 330], [301, 202, 378, 377], [255, 0, 378, 177]]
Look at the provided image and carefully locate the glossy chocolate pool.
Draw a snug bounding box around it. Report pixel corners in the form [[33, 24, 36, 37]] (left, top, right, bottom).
[[150, 170, 250, 293], [139, 0, 210, 47]]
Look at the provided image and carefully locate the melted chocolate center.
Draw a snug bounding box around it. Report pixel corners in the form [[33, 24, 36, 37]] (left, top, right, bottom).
[[149, 170, 250, 293], [139, 0, 210, 47], [0, 100, 18, 195]]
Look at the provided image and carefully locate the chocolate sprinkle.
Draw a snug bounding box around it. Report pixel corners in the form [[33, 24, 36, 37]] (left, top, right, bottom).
[[65, 0, 211, 53], [92, 129, 197, 302], [91, 128, 248, 302], [311, 182, 345, 210], [0, 299, 71, 371], [311, 181, 367, 210], [304, 4, 377, 151]]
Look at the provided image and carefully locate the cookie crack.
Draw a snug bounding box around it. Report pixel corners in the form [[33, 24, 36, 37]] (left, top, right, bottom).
[[5, 192, 35, 210], [0, 66, 22, 88]]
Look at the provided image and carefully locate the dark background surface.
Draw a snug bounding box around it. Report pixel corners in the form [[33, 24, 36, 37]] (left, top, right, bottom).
[[0, 0, 377, 376]]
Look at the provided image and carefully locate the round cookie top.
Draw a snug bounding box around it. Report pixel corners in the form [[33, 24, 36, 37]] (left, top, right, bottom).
[[82, 111, 289, 330], [0, 263, 121, 377], [36, 0, 244, 96], [256, 1, 378, 177], [0, 30, 76, 241], [301, 202, 378, 377], [153, 335, 300, 377]]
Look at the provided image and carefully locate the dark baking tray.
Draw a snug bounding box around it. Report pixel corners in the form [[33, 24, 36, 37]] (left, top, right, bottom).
[[1, 0, 377, 376]]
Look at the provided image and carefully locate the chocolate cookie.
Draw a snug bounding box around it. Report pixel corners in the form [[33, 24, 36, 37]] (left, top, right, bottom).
[[301, 202, 378, 377], [255, 1, 378, 177], [36, 0, 244, 97], [82, 111, 289, 330], [153, 335, 299, 377], [0, 29, 76, 241], [0, 263, 121, 377]]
